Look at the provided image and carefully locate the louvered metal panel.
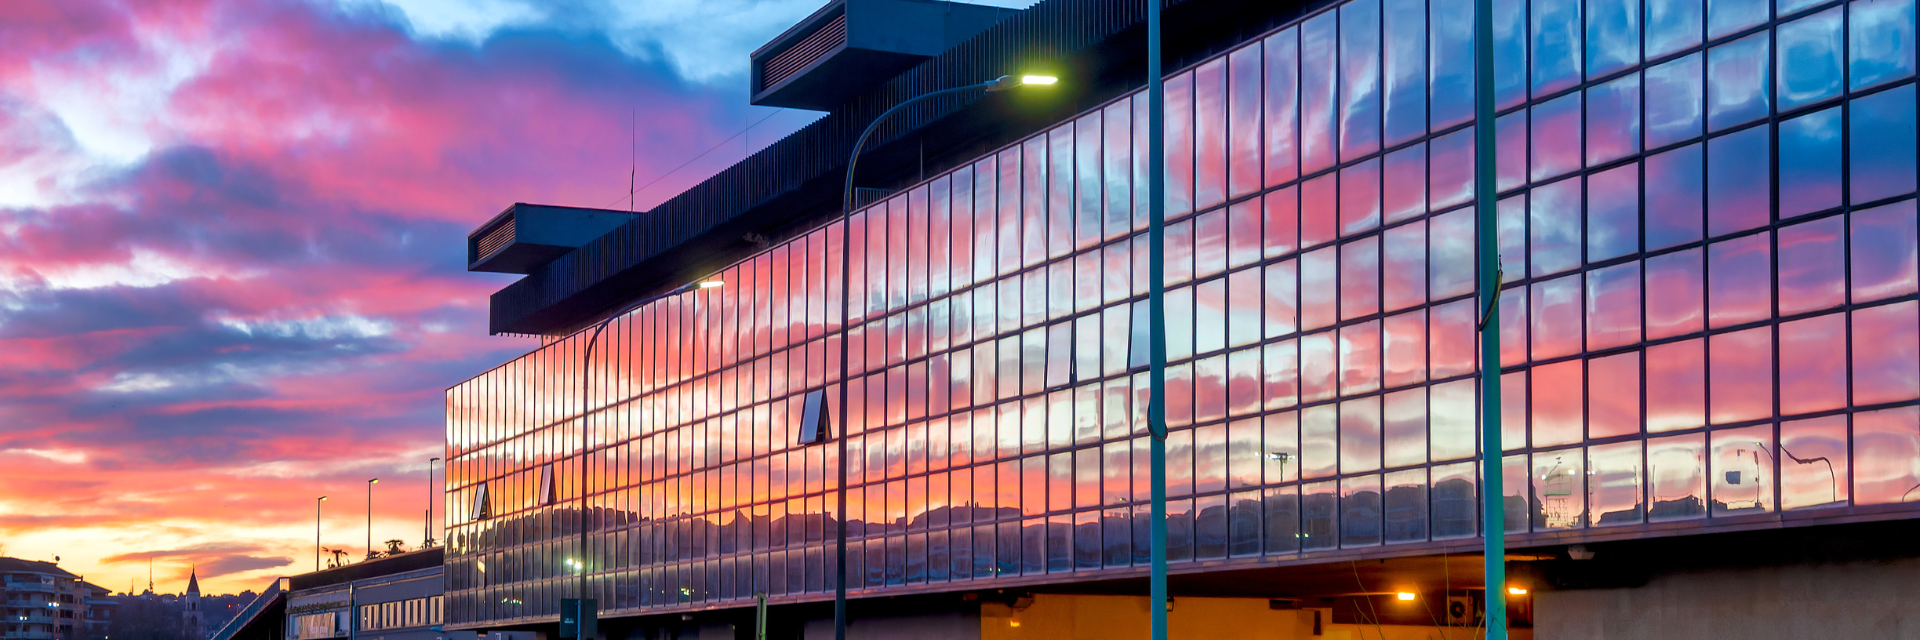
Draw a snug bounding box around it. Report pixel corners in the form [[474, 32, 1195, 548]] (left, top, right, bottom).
[[761, 13, 847, 92]]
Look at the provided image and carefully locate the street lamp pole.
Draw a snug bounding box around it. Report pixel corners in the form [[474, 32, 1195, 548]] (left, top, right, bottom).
[[1473, 0, 1507, 630], [426, 457, 441, 548], [572, 278, 723, 635], [367, 478, 379, 560], [830, 73, 1054, 640], [1146, 1, 1169, 638], [316, 496, 328, 572]]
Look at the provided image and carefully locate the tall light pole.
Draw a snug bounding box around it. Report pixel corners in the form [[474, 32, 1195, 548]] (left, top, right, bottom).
[[827, 72, 1056, 640], [570, 278, 722, 639], [367, 478, 379, 560], [426, 457, 441, 548], [316, 496, 328, 572], [1473, 0, 1507, 631], [1146, 1, 1169, 638]]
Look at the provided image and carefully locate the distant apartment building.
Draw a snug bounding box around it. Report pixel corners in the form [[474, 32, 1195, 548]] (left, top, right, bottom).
[[213, 549, 473, 640], [1, 557, 112, 640]]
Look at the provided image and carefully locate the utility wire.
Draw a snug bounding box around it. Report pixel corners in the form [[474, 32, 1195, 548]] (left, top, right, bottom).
[[604, 108, 788, 209]]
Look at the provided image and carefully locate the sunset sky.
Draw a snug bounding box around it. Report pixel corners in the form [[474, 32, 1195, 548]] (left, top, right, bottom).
[[0, 0, 1027, 596]]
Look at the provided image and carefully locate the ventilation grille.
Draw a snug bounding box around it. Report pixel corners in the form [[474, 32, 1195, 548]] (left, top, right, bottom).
[[475, 216, 516, 259], [761, 12, 847, 91]]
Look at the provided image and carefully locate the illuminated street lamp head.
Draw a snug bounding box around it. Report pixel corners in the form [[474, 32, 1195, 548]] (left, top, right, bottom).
[[320, 496, 328, 501], [1508, 587, 1529, 595], [985, 74, 1060, 92], [370, 478, 379, 484], [698, 280, 724, 289], [1396, 592, 1416, 601]]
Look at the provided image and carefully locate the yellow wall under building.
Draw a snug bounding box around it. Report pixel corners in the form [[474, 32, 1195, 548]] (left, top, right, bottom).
[[980, 594, 1532, 640]]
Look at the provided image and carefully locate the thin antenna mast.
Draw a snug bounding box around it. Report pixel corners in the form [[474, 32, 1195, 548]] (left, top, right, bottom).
[[629, 109, 636, 213]]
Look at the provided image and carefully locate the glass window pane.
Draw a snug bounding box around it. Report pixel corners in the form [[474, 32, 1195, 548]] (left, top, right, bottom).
[[1530, 177, 1583, 277], [1779, 313, 1847, 416], [1301, 13, 1338, 174], [1503, 454, 1530, 531], [1532, 0, 1584, 95], [1777, 215, 1845, 315], [1708, 0, 1767, 39], [1266, 28, 1301, 187], [1432, 0, 1478, 127], [1495, 0, 1529, 109], [1647, 338, 1707, 432], [1708, 425, 1775, 515], [1647, 433, 1707, 521], [1266, 411, 1301, 483], [1266, 259, 1300, 338], [1853, 300, 1920, 406], [1499, 194, 1527, 280], [1229, 200, 1262, 270], [1589, 0, 1642, 77], [1384, 388, 1428, 467], [1431, 127, 1476, 211], [1587, 261, 1643, 350], [1588, 351, 1643, 438], [1850, 0, 1918, 91], [1646, 248, 1705, 339], [1849, 84, 1920, 204], [1384, 310, 1428, 388], [1384, 144, 1428, 225], [1588, 441, 1644, 526], [1430, 207, 1477, 300], [1707, 233, 1772, 328], [1265, 187, 1299, 258], [1341, 397, 1384, 474], [1853, 406, 1920, 505], [1646, 0, 1704, 58], [1340, 474, 1384, 547], [1301, 480, 1338, 550], [1778, 8, 1844, 111], [1503, 370, 1529, 450], [1340, 0, 1383, 160], [1385, 221, 1429, 313], [1781, 415, 1849, 509], [1431, 299, 1479, 378], [1707, 326, 1773, 424], [1531, 274, 1585, 360], [1165, 73, 1195, 220], [1303, 174, 1338, 248], [1706, 126, 1770, 236], [1531, 360, 1585, 447], [1341, 159, 1383, 236], [1267, 339, 1302, 411], [1228, 45, 1274, 199], [1303, 247, 1338, 330], [1586, 74, 1641, 166], [1431, 379, 1478, 461], [1384, 0, 1429, 145], [1301, 404, 1338, 478], [1532, 448, 1587, 530], [1432, 461, 1479, 537], [1384, 468, 1429, 543], [1707, 35, 1771, 131], [1341, 237, 1382, 321], [1196, 59, 1228, 212], [1645, 143, 1704, 250], [1778, 106, 1843, 218], [1263, 485, 1301, 554], [1645, 53, 1705, 149], [1850, 201, 1920, 303], [1498, 111, 1528, 192]]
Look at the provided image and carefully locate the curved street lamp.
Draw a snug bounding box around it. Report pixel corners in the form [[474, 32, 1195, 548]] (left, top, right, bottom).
[[367, 478, 379, 560], [827, 72, 1056, 640], [316, 496, 328, 572]]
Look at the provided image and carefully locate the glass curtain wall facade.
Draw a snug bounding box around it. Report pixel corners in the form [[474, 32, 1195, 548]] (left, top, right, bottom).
[[444, 0, 1920, 626]]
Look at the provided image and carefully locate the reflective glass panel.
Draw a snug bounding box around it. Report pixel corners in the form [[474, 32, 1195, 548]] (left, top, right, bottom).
[[1301, 13, 1338, 174], [1777, 8, 1844, 110], [1267, 28, 1301, 186], [1385, 221, 1429, 313], [1707, 233, 1772, 328], [1384, 0, 1429, 145], [1384, 143, 1428, 224], [1341, 474, 1384, 547], [1430, 127, 1476, 211], [1340, 0, 1384, 160], [1647, 433, 1707, 521], [1586, 261, 1642, 350], [1586, 74, 1641, 166], [1588, 441, 1644, 526], [1646, 0, 1704, 58], [1432, 0, 1478, 128], [1585, 161, 1640, 264], [1849, 85, 1920, 204], [1303, 174, 1338, 248], [1589, 0, 1642, 77], [1708, 0, 1767, 39], [1384, 310, 1428, 388], [1341, 237, 1382, 321], [1850, 201, 1920, 303], [1432, 461, 1479, 537], [1431, 379, 1478, 461], [1266, 187, 1300, 259], [1777, 107, 1843, 218], [1340, 320, 1383, 396], [1646, 248, 1705, 339], [1532, 0, 1583, 95], [1853, 301, 1920, 406], [1532, 448, 1587, 530], [1707, 327, 1773, 424], [1645, 53, 1705, 150], [1707, 35, 1771, 131], [1854, 406, 1920, 505], [1384, 388, 1428, 467], [1647, 338, 1707, 432], [1430, 207, 1477, 300], [1341, 159, 1383, 235], [1645, 143, 1704, 250], [1530, 177, 1583, 277], [1777, 215, 1845, 315], [1778, 313, 1847, 416], [1531, 274, 1585, 360], [1588, 351, 1643, 438], [1781, 415, 1849, 509], [1531, 360, 1585, 447], [1301, 404, 1339, 478], [1850, 0, 1918, 91], [1706, 126, 1770, 236]]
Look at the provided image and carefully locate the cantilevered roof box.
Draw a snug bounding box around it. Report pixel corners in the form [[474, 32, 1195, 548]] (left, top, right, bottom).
[[467, 204, 637, 274], [750, 0, 1019, 111]]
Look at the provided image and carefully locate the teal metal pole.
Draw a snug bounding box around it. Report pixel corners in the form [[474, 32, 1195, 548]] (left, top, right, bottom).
[[1473, 0, 1507, 633], [1146, 0, 1169, 639]]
